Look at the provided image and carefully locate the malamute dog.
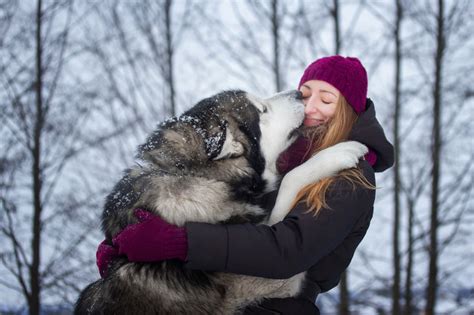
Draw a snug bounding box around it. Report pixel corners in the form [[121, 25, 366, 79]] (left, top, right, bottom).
[[75, 90, 367, 314]]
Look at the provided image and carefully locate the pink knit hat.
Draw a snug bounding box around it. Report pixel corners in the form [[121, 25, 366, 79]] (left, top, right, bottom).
[[298, 55, 368, 114]]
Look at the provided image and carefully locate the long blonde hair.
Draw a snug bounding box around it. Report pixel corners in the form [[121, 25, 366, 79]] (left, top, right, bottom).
[[291, 96, 375, 215]]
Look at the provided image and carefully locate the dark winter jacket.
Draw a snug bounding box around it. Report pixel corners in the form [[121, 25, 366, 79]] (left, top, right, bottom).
[[184, 99, 394, 313]]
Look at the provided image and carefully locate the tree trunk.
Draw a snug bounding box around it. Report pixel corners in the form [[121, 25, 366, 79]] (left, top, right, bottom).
[[392, 0, 403, 314], [164, 0, 176, 117], [339, 270, 350, 315], [31, 0, 43, 313], [425, 0, 445, 313], [271, 0, 281, 92], [332, 0, 341, 54], [330, 2, 350, 313], [403, 197, 414, 315]]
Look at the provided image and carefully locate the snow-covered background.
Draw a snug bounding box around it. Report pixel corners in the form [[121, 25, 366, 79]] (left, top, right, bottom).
[[0, 0, 473, 314]]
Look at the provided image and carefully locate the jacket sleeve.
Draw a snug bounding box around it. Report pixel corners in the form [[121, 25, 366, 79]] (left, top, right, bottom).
[[185, 162, 375, 279]]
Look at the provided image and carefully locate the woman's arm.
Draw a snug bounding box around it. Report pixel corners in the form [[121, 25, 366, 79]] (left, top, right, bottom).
[[107, 162, 375, 280], [305, 204, 373, 293], [185, 161, 376, 279]]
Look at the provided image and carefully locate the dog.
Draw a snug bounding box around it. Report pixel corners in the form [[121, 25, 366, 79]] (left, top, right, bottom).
[[75, 90, 367, 314]]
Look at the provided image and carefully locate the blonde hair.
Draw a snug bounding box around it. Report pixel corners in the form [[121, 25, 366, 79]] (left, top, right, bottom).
[[291, 96, 375, 215]]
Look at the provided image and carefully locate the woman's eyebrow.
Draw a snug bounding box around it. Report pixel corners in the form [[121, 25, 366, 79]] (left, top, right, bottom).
[[320, 89, 337, 97]]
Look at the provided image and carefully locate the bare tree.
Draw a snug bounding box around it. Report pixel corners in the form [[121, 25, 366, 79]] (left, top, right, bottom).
[[327, 1, 352, 314], [391, 0, 404, 314], [330, 0, 341, 54], [425, 2, 445, 313], [81, 0, 197, 135], [322, 1, 374, 313], [190, 0, 309, 94], [30, 1, 45, 311], [305, 1, 473, 313], [270, 0, 283, 91], [0, 0, 135, 310], [401, 1, 473, 313]]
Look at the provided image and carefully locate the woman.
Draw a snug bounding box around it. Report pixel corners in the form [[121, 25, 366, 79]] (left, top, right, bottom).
[[98, 55, 394, 314]]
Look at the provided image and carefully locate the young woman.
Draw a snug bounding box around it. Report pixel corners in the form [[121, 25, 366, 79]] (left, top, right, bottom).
[[97, 55, 394, 314]]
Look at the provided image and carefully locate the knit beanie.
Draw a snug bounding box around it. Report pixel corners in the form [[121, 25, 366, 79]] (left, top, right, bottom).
[[298, 55, 368, 114]]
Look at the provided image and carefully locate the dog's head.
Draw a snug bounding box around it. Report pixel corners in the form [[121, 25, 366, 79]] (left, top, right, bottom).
[[137, 90, 304, 193], [244, 90, 305, 190]]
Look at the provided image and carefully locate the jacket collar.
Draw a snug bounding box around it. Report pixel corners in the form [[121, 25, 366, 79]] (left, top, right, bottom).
[[349, 98, 394, 172]]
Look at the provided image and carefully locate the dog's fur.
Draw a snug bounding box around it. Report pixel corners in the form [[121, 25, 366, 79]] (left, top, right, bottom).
[[75, 90, 367, 314]]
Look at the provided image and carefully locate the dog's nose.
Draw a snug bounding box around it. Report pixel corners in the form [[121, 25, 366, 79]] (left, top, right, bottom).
[[295, 91, 303, 100]]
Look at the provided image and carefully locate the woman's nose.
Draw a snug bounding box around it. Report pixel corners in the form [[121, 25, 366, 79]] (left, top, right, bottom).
[[304, 99, 317, 114]]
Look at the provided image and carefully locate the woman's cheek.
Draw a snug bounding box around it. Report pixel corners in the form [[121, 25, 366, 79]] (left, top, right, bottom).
[[324, 104, 337, 119]]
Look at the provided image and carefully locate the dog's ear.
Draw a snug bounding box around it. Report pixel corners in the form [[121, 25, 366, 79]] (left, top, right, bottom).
[[212, 127, 245, 160], [207, 120, 244, 160]]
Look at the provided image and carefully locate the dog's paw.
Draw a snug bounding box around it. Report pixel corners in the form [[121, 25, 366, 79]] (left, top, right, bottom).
[[301, 141, 368, 175], [273, 141, 368, 218], [325, 141, 368, 169]]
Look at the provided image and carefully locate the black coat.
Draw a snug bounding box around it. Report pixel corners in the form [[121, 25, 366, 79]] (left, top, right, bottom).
[[184, 99, 394, 314]]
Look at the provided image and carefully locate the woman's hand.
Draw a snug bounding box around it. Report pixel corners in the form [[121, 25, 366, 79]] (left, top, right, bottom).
[[96, 240, 119, 278], [96, 209, 188, 277], [113, 209, 188, 262]]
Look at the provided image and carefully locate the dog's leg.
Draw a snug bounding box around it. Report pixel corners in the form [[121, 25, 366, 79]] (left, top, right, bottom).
[[222, 272, 306, 314], [268, 141, 368, 225]]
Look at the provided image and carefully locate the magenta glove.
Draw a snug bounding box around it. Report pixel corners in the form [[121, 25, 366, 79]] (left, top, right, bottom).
[[112, 209, 188, 263], [96, 240, 119, 278]]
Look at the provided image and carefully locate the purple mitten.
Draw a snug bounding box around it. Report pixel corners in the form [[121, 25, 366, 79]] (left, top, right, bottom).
[[96, 240, 119, 278], [112, 209, 188, 262], [365, 149, 377, 167]]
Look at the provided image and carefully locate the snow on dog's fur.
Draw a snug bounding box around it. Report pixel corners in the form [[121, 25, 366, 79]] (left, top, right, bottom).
[[75, 90, 367, 315]]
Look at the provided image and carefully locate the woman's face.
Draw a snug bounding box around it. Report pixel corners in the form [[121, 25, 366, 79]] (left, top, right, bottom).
[[299, 80, 340, 127]]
